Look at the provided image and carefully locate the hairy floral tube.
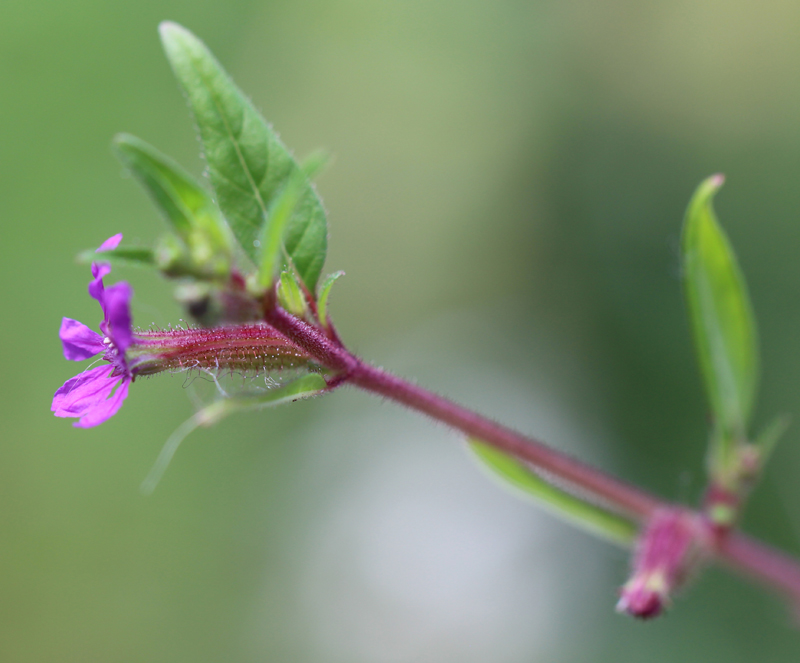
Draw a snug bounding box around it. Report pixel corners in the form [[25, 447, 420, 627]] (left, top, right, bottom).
[[52, 235, 317, 428]]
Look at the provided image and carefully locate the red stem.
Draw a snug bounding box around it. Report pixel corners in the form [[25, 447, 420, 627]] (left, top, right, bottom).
[[717, 533, 800, 606], [263, 304, 661, 519], [263, 303, 800, 607], [350, 360, 661, 520]]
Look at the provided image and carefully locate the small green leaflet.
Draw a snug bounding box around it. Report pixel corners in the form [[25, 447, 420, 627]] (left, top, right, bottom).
[[277, 270, 308, 317], [159, 22, 328, 291], [682, 175, 759, 449], [469, 440, 637, 546], [317, 271, 345, 327]]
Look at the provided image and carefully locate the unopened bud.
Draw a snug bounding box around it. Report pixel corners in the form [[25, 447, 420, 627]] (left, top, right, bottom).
[[617, 509, 703, 619]]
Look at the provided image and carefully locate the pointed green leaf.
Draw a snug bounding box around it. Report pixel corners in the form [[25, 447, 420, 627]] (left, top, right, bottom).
[[113, 133, 232, 279], [682, 175, 759, 442], [256, 170, 306, 288], [469, 440, 637, 546], [78, 246, 156, 268], [141, 373, 328, 494], [159, 22, 327, 290], [113, 134, 215, 236], [317, 271, 345, 326], [256, 152, 333, 288]]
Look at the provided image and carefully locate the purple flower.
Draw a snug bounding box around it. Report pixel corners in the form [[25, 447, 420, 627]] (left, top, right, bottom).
[[52, 234, 135, 428]]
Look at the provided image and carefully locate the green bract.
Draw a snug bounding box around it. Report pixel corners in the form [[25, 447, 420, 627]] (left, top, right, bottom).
[[159, 22, 328, 291], [317, 271, 345, 328]]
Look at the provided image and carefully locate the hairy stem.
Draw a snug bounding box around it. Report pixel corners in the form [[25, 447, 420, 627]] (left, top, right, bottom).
[[263, 304, 661, 520], [263, 303, 800, 607], [350, 360, 661, 520]]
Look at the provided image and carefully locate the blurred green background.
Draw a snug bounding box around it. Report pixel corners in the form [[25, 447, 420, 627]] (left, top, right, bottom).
[[3, 0, 800, 660]]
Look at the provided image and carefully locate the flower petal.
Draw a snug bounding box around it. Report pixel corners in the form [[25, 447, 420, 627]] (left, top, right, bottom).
[[96, 234, 123, 252], [59, 318, 105, 361], [74, 377, 130, 428], [52, 365, 119, 417], [88, 234, 123, 311], [103, 282, 133, 353], [88, 263, 110, 304]]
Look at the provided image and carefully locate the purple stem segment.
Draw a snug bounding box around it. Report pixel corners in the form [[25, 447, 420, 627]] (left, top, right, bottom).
[[263, 303, 800, 608], [264, 305, 661, 521]]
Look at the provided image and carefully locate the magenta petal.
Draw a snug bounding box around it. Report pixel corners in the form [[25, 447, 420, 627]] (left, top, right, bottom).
[[96, 234, 123, 252], [103, 282, 133, 353], [52, 365, 118, 416], [90, 261, 111, 282], [74, 377, 130, 428], [59, 318, 105, 361], [52, 364, 131, 428], [88, 264, 111, 307]]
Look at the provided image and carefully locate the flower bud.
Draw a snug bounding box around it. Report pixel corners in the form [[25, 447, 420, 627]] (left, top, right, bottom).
[[617, 509, 703, 619]]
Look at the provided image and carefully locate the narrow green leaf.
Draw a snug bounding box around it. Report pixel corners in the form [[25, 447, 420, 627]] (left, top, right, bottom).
[[113, 133, 232, 279], [256, 170, 306, 288], [257, 151, 333, 288], [159, 22, 328, 290], [78, 246, 156, 268], [469, 440, 637, 546], [682, 175, 759, 442], [317, 271, 345, 326], [141, 373, 328, 494], [113, 134, 212, 235]]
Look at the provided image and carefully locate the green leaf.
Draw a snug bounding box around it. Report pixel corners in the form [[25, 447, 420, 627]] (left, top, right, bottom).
[[256, 151, 333, 288], [256, 170, 306, 288], [113, 134, 215, 236], [469, 440, 637, 546], [112, 133, 232, 279], [317, 271, 345, 326], [682, 175, 759, 444], [277, 270, 308, 317], [159, 22, 328, 290], [141, 373, 328, 494], [78, 246, 156, 268]]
